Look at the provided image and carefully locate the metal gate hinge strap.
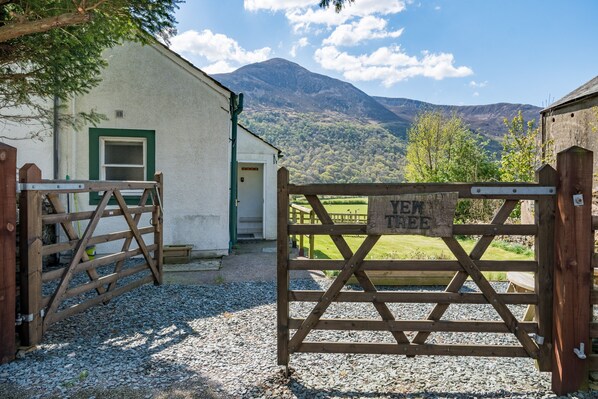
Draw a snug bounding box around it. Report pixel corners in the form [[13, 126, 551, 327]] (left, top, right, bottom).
[[471, 186, 556, 195], [19, 183, 84, 191]]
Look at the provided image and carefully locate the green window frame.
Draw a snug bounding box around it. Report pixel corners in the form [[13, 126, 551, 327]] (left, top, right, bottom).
[[89, 128, 156, 205]]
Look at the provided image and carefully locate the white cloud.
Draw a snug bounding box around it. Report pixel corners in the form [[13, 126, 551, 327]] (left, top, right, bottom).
[[323, 16, 403, 46], [170, 29, 271, 73], [473, 92, 480, 97], [290, 37, 310, 58], [314, 45, 473, 86], [245, 0, 406, 31], [244, 0, 314, 12], [435, 5, 441, 11], [469, 80, 488, 88]]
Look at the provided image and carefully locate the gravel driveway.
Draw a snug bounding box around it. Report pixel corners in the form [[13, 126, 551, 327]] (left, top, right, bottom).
[[0, 276, 588, 398]]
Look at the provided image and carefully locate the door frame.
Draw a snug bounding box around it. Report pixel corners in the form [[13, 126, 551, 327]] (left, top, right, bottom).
[[237, 159, 267, 238]]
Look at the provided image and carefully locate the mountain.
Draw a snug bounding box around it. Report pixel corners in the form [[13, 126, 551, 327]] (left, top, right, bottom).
[[213, 58, 410, 137], [212, 58, 542, 184], [373, 97, 542, 145]]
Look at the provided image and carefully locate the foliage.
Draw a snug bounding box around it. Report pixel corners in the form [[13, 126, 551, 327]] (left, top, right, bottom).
[[0, 0, 180, 139], [404, 111, 498, 183], [499, 111, 552, 183], [404, 111, 498, 222], [319, 0, 355, 12], [241, 109, 406, 184]]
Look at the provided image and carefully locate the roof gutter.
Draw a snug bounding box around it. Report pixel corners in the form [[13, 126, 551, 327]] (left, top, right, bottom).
[[229, 92, 243, 252]]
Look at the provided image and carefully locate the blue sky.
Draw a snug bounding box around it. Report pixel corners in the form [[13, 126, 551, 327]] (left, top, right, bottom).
[[170, 1, 598, 107]]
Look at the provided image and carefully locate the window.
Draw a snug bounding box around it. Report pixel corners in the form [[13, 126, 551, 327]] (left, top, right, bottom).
[[89, 128, 155, 205]]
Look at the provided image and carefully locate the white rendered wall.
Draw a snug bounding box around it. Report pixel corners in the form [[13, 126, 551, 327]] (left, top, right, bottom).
[[61, 42, 232, 256], [237, 126, 279, 240]]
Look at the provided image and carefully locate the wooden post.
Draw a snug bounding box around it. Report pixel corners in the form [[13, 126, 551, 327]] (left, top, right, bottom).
[[277, 168, 290, 369], [18, 164, 43, 347], [535, 164, 557, 372], [153, 172, 164, 285], [291, 206, 297, 248], [552, 146, 593, 395], [0, 144, 16, 364], [309, 210, 315, 259], [299, 211, 305, 256]]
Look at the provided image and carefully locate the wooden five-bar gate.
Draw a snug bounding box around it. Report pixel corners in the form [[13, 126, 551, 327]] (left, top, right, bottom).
[[278, 147, 595, 395], [0, 143, 163, 363]]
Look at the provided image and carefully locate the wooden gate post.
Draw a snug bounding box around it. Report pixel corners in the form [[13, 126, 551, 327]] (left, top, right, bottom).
[[552, 146, 593, 395], [535, 164, 557, 372], [0, 144, 17, 364], [18, 164, 43, 347], [153, 172, 164, 285], [277, 168, 290, 369]]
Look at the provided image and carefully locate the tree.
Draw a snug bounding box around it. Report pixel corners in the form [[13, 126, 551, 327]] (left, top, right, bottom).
[[405, 111, 498, 222], [499, 111, 551, 183], [0, 1, 180, 139], [405, 110, 497, 183], [319, 0, 355, 12]]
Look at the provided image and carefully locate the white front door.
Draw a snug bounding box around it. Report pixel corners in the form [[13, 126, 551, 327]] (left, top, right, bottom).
[[237, 163, 264, 239]]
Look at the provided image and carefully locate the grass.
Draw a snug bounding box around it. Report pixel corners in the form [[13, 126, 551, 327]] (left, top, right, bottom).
[[294, 199, 534, 282]]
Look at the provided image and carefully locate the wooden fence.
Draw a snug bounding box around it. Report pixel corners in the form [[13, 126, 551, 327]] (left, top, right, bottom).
[[278, 146, 595, 395], [16, 163, 163, 348]]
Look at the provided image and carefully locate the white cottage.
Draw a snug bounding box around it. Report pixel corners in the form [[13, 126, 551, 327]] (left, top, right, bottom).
[[3, 42, 281, 256]]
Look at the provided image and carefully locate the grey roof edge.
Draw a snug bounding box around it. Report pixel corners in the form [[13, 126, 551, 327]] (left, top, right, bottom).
[[238, 123, 282, 156], [541, 75, 598, 113]]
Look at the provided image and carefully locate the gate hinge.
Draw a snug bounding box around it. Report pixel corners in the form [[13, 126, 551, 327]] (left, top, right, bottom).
[[15, 310, 45, 326]]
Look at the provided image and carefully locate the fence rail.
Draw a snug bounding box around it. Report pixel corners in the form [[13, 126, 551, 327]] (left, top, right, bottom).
[[17, 163, 163, 347]]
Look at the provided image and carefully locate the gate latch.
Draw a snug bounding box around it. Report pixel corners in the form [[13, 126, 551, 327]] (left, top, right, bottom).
[[573, 194, 584, 207], [532, 334, 545, 345], [574, 343, 586, 359]]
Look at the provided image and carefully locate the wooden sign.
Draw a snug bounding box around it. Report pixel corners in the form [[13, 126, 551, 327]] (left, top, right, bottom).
[[367, 193, 458, 237]]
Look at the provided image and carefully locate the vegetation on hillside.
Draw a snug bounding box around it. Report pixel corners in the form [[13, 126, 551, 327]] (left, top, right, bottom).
[[242, 110, 405, 184]]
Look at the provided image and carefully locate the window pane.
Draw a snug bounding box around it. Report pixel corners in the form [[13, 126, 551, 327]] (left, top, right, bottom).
[[105, 141, 144, 165], [105, 166, 144, 181]]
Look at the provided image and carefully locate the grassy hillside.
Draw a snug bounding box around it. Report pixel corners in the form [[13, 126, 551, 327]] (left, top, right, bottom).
[[241, 109, 405, 184]]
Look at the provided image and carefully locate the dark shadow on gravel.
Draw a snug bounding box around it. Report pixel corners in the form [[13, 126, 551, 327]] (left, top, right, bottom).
[[286, 378, 551, 399]]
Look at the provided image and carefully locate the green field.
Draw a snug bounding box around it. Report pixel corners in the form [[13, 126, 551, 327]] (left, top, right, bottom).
[[292, 198, 534, 281]]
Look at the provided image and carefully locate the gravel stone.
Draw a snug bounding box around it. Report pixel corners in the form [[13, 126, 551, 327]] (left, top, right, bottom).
[[0, 277, 593, 398]]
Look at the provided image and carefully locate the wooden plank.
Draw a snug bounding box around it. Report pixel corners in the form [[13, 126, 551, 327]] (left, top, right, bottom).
[[48, 275, 154, 326], [64, 263, 150, 299], [367, 193, 458, 236], [34, 180, 157, 193], [533, 167, 556, 370], [296, 342, 530, 357], [412, 199, 518, 345], [288, 235, 381, 352], [288, 259, 538, 272], [306, 195, 410, 345], [41, 226, 155, 256], [46, 194, 105, 296], [592, 216, 598, 232], [112, 191, 160, 283], [288, 224, 537, 236], [288, 182, 552, 199], [43, 190, 113, 329], [41, 244, 157, 283], [0, 144, 16, 363], [277, 168, 290, 366], [18, 164, 43, 346], [589, 354, 598, 371], [443, 237, 539, 358], [288, 318, 539, 333], [107, 188, 152, 293], [591, 290, 598, 305], [590, 323, 598, 338], [552, 147, 593, 395], [42, 206, 153, 225], [289, 290, 537, 304]]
